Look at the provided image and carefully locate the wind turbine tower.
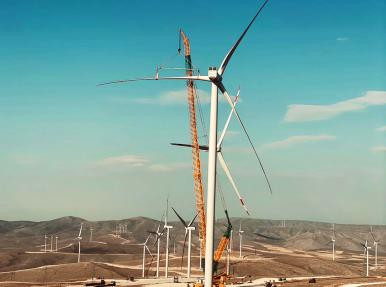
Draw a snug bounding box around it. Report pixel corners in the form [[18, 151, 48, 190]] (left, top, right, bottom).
[[55, 236, 58, 252], [370, 227, 379, 269], [50, 235, 53, 252], [76, 223, 83, 263], [362, 240, 371, 277], [44, 235, 47, 253], [164, 199, 173, 278], [141, 235, 152, 277], [90, 227, 93, 242], [172, 207, 197, 278], [238, 223, 244, 258]]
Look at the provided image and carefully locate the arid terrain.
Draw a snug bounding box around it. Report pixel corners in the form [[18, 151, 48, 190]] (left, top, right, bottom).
[[0, 216, 385, 286]]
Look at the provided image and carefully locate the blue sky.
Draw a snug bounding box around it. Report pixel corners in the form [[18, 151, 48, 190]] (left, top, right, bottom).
[[0, 0, 385, 224]]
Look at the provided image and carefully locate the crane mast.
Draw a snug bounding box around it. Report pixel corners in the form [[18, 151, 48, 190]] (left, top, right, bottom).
[[180, 30, 206, 266]]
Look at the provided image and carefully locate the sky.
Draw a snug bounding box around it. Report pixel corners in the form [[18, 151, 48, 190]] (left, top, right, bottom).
[[0, 0, 385, 224]]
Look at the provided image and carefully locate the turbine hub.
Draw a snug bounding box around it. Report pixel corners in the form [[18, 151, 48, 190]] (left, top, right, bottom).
[[208, 67, 222, 83]]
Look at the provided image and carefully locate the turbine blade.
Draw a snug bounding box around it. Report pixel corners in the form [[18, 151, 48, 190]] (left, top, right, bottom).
[[145, 234, 151, 245], [218, 83, 272, 194], [97, 75, 210, 86], [217, 89, 240, 149], [145, 245, 153, 257], [188, 213, 199, 227], [170, 143, 209, 151], [217, 151, 250, 215], [218, 0, 270, 76], [78, 223, 83, 237], [171, 207, 188, 228], [370, 231, 376, 242]]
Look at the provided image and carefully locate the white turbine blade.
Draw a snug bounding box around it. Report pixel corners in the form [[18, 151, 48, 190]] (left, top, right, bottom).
[[98, 75, 210, 86], [217, 151, 250, 215], [218, 0, 270, 76], [218, 82, 272, 194], [217, 89, 240, 149], [145, 234, 151, 245], [145, 245, 153, 257], [78, 223, 83, 237]]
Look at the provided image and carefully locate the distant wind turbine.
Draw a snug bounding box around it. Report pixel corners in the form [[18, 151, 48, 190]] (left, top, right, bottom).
[[361, 240, 371, 277], [172, 207, 197, 278], [75, 223, 83, 263], [238, 222, 244, 258]]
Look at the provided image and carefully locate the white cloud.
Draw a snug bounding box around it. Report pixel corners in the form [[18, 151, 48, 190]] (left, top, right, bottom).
[[96, 155, 189, 172], [284, 91, 386, 123], [148, 162, 190, 172], [261, 134, 336, 150], [376, 126, 386, 132], [336, 37, 349, 42], [132, 89, 216, 105], [97, 155, 149, 167], [371, 146, 386, 153]]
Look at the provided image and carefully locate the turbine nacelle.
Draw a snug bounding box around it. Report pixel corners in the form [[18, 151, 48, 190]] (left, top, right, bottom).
[[208, 67, 222, 83]]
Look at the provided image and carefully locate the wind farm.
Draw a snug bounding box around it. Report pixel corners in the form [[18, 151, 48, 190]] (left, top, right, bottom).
[[1, 0, 385, 286]]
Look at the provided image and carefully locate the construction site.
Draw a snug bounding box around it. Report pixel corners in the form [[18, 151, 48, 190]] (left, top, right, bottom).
[[1, 0, 385, 286]]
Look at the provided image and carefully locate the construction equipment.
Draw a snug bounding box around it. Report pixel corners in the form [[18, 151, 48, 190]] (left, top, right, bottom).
[[179, 29, 207, 268], [213, 210, 232, 273]]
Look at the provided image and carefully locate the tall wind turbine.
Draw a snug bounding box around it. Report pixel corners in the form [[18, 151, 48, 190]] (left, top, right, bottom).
[[55, 235, 58, 252], [163, 198, 173, 278], [172, 207, 198, 278], [148, 219, 163, 278], [50, 235, 53, 252], [99, 1, 272, 285], [76, 223, 83, 263], [128, 234, 153, 277], [90, 227, 93, 242], [238, 222, 244, 258], [44, 234, 47, 253], [370, 227, 380, 269], [361, 240, 371, 277], [330, 223, 336, 261]]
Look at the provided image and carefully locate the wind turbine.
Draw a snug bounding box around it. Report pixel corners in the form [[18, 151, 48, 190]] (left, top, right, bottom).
[[90, 227, 93, 242], [361, 240, 371, 277], [99, 1, 272, 285], [327, 223, 336, 261], [50, 235, 53, 252], [44, 234, 47, 253], [55, 235, 58, 252], [172, 207, 198, 278], [76, 223, 83, 263], [128, 234, 153, 277], [163, 198, 173, 278], [147, 218, 163, 278], [238, 222, 244, 258], [370, 226, 380, 269]]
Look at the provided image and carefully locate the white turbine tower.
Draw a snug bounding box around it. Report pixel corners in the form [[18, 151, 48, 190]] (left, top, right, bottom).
[[147, 219, 163, 278], [327, 223, 336, 261], [50, 235, 53, 252], [76, 223, 83, 263], [44, 234, 47, 253], [99, 2, 272, 285], [361, 240, 371, 277], [90, 227, 93, 242], [370, 227, 379, 270], [163, 199, 173, 278], [128, 234, 153, 277], [55, 235, 58, 252], [172, 207, 198, 278], [238, 222, 244, 258]]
